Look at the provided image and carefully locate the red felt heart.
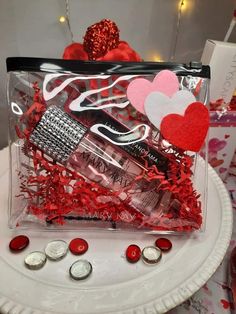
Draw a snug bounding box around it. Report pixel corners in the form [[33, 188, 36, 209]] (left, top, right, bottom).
[[160, 102, 209, 152]]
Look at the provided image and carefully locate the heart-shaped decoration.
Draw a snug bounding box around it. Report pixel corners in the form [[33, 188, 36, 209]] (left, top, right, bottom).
[[160, 102, 209, 152], [127, 70, 179, 114], [209, 157, 224, 167], [219, 167, 227, 174], [208, 138, 227, 152], [220, 299, 231, 309], [144, 90, 196, 129]]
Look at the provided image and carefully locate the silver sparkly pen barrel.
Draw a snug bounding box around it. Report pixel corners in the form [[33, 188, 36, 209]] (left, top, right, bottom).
[[30, 106, 87, 164]]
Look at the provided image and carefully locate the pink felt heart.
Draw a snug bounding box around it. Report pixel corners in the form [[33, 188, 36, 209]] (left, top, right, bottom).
[[127, 70, 179, 114], [160, 102, 209, 152]]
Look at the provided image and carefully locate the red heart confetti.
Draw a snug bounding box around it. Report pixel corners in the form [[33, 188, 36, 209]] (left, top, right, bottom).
[[220, 299, 235, 310], [225, 134, 230, 139], [160, 102, 209, 152], [221, 299, 229, 309]]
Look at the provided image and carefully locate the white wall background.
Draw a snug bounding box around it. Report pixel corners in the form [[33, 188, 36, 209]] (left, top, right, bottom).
[[0, 0, 236, 147]]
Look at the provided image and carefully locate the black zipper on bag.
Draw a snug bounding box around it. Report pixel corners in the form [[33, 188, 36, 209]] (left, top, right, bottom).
[[6, 57, 210, 78]]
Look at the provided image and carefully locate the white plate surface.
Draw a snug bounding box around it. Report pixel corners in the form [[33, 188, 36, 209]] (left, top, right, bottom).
[[0, 149, 233, 314]]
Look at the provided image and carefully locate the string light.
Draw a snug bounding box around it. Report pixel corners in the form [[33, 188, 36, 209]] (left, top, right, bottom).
[[224, 9, 236, 41], [152, 55, 164, 62], [59, 16, 66, 23], [59, 0, 74, 42], [59, 1, 188, 57], [180, 0, 187, 11], [169, 0, 186, 61]]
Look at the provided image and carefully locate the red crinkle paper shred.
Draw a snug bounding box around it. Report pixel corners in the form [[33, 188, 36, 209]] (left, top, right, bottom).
[[20, 149, 144, 226], [16, 84, 202, 231]]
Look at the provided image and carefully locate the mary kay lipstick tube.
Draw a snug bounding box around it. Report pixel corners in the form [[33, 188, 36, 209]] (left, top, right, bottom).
[[30, 106, 170, 216]]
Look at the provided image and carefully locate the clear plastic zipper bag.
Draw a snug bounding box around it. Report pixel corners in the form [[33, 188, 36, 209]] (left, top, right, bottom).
[[7, 58, 210, 233]]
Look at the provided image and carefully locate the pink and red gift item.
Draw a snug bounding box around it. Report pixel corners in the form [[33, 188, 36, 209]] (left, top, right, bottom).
[[6, 51, 210, 233], [63, 19, 141, 62]]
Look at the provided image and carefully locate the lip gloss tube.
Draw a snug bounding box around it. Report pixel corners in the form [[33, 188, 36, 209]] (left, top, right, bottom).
[[30, 106, 171, 217]]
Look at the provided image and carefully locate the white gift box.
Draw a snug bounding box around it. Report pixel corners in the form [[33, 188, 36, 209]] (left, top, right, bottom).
[[201, 40, 236, 104], [201, 40, 236, 180]]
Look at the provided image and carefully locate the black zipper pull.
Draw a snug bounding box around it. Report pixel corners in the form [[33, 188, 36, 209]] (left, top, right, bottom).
[[189, 61, 202, 70]]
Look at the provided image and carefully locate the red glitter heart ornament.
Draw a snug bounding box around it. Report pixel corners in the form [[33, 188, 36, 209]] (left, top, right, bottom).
[[160, 102, 209, 152], [83, 19, 120, 60]]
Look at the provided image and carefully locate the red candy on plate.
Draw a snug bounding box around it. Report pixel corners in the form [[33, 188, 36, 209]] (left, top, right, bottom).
[[69, 238, 89, 255], [155, 238, 172, 252], [126, 244, 141, 263], [9, 235, 30, 252]]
